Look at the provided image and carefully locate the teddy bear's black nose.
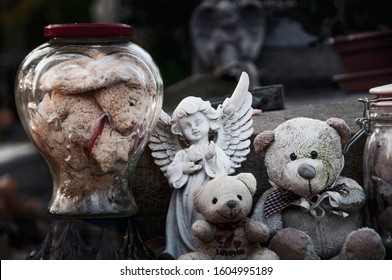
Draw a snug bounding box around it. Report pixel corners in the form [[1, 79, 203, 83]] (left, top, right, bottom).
[[227, 200, 237, 209], [298, 163, 316, 180]]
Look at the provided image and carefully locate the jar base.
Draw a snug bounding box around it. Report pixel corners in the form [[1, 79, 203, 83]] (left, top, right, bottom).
[[26, 216, 155, 260]]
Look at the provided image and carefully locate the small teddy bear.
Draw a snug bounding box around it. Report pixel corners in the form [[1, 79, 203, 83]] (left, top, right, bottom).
[[252, 117, 386, 260], [178, 173, 279, 260]]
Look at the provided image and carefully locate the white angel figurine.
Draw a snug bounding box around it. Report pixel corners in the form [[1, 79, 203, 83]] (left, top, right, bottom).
[[149, 72, 254, 259]]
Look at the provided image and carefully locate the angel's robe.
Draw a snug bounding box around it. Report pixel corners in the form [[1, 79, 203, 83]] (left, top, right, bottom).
[[162, 145, 232, 259]]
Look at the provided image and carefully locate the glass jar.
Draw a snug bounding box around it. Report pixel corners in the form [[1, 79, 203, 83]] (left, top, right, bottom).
[[15, 24, 163, 218], [362, 84, 392, 257]]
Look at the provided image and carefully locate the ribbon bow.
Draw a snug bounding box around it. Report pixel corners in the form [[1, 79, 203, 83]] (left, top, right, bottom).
[[264, 187, 300, 218], [264, 183, 349, 219]]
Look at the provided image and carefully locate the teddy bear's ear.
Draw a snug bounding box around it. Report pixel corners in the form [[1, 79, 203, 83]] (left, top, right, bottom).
[[235, 173, 257, 196], [326, 118, 351, 145], [253, 130, 275, 156]]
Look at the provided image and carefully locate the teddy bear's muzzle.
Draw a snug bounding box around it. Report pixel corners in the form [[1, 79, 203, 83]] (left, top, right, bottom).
[[297, 163, 316, 180], [227, 200, 238, 209], [218, 200, 242, 220]]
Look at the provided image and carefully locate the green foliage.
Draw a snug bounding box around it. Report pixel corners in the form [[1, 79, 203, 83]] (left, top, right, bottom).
[[0, 0, 201, 86], [0, 0, 93, 50], [279, 0, 392, 40]]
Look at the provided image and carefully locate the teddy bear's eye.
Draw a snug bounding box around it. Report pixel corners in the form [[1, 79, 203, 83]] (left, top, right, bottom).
[[212, 198, 218, 204], [237, 195, 242, 200], [290, 153, 297, 161], [310, 151, 318, 159]]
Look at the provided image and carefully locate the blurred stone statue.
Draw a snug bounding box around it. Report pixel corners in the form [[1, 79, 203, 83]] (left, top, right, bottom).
[[90, 0, 131, 23], [190, 0, 266, 89]]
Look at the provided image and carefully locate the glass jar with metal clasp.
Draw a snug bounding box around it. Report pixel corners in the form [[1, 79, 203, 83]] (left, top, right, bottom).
[[346, 84, 392, 259]]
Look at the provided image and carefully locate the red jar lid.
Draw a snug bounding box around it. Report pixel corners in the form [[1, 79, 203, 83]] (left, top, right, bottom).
[[44, 23, 133, 37]]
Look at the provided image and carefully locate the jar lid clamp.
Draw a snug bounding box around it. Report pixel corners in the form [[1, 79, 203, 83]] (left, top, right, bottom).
[[344, 84, 392, 155]]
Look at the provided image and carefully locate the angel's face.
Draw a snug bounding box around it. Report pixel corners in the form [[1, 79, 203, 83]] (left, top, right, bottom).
[[178, 112, 210, 144]]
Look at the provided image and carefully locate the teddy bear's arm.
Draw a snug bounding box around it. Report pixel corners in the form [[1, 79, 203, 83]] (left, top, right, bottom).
[[327, 176, 366, 212], [251, 188, 283, 236], [245, 218, 270, 243], [192, 219, 216, 243]]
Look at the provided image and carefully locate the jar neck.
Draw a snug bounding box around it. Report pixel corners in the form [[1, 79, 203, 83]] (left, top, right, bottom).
[[369, 106, 392, 126], [49, 36, 132, 45]]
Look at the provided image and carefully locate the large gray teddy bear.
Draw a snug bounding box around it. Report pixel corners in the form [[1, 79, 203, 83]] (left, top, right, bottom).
[[252, 117, 385, 259]]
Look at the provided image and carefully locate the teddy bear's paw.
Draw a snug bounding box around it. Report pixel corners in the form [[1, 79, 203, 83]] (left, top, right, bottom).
[[247, 248, 280, 260], [178, 252, 211, 260], [245, 220, 270, 243], [192, 220, 215, 243], [341, 228, 386, 260], [269, 228, 319, 260]]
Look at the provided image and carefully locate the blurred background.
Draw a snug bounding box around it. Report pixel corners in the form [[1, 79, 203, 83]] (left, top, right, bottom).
[[1, 0, 391, 259], [0, 0, 346, 116]]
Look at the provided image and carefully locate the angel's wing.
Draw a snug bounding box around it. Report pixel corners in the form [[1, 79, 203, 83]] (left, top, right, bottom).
[[148, 111, 184, 175], [215, 72, 253, 174]]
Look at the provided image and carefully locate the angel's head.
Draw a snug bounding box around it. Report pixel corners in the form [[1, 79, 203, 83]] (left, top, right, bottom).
[[171, 97, 220, 144]]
